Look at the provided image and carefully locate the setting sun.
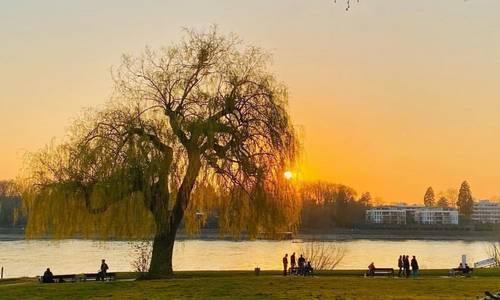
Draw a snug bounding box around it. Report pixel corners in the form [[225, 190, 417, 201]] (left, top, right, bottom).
[[2, 2, 500, 298]]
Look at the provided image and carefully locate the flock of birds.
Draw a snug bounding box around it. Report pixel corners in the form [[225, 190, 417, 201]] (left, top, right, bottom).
[[333, 0, 360, 11]]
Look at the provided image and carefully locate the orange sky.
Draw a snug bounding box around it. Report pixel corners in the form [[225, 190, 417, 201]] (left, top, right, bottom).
[[1, 0, 500, 203]]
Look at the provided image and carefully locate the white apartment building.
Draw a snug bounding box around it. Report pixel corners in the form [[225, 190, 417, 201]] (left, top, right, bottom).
[[366, 205, 459, 225], [414, 208, 458, 225], [472, 200, 500, 224], [365, 206, 407, 225]]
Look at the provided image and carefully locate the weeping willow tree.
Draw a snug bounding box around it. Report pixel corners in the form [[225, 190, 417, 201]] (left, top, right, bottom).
[[19, 27, 300, 277]]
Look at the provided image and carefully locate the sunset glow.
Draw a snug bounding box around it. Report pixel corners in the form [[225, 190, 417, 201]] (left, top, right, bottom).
[[2, 1, 500, 203]]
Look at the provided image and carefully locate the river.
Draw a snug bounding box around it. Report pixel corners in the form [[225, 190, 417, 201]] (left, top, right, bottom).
[[0, 239, 494, 278]]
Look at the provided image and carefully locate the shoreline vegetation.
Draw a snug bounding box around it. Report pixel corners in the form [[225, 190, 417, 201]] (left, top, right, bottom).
[[1, 269, 500, 299], [1, 227, 499, 242]]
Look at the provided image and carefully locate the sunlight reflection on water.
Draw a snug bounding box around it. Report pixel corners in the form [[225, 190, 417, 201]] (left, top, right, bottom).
[[0, 239, 491, 278]]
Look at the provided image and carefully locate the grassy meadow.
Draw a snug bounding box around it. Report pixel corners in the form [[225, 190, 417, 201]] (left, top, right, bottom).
[[0, 269, 499, 299]]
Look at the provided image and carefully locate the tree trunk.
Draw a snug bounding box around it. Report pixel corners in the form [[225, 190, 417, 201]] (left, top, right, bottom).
[[146, 153, 201, 278], [146, 189, 177, 278], [148, 222, 177, 278]]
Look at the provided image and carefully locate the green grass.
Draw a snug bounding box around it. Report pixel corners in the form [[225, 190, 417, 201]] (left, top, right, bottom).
[[0, 269, 499, 299]]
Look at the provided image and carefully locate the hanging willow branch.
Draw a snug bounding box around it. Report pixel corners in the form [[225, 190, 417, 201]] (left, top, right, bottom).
[[19, 26, 301, 243]]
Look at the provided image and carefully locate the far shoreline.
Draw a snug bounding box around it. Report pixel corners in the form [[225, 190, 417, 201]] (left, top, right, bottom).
[[1, 227, 499, 242]]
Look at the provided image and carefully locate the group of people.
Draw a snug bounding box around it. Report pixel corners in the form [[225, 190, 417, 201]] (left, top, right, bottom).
[[457, 262, 472, 274], [41, 259, 109, 283], [397, 255, 419, 277], [282, 252, 314, 276], [366, 255, 419, 278]]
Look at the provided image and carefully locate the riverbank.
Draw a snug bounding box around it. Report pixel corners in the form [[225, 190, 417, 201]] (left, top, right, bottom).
[[1, 269, 499, 299], [0, 228, 23, 241], [2, 227, 499, 242], [180, 228, 500, 241], [298, 228, 500, 241]]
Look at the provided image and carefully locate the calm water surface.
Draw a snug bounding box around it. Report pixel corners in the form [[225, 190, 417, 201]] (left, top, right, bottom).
[[0, 239, 492, 278]]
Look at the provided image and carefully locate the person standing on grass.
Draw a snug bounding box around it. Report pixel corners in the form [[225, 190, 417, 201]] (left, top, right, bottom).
[[282, 254, 288, 276], [403, 255, 410, 278], [411, 256, 419, 277], [290, 252, 296, 274], [398, 255, 403, 277], [298, 254, 306, 275]]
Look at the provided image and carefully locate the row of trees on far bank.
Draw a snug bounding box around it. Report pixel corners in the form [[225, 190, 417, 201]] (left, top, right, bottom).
[[423, 181, 474, 217], [0, 181, 24, 227], [1, 178, 373, 231], [300, 182, 371, 230]]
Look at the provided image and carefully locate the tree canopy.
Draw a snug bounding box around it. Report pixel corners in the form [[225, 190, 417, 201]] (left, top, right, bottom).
[[436, 196, 449, 208], [0, 181, 24, 227], [423, 186, 435, 207], [20, 27, 300, 276], [300, 181, 371, 229], [457, 181, 474, 218]]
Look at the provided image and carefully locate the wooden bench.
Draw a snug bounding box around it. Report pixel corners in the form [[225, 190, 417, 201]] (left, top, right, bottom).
[[449, 268, 473, 277], [475, 258, 496, 269], [289, 267, 314, 276], [38, 274, 77, 283], [82, 272, 117, 281], [366, 268, 394, 277]]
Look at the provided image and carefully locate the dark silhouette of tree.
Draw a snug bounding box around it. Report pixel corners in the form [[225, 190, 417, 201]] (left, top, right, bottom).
[[456, 181, 474, 218], [0, 181, 24, 227], [300, 182, 370, 230], [423, 186, 435, 207], [437, 188, 458, 208], [19, 27, 299, 277], [358, 192, 372, 206], [0, 181, 15, 197], [437, 196, 449, 208]]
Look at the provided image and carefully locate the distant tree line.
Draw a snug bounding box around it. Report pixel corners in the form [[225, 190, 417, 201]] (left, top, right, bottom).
[[423, 180, 474, 218], [299, 181, 371, 230], [0, 181, 25, 227]]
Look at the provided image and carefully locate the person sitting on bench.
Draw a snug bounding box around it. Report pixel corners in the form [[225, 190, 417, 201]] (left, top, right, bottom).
[[458, 263, 471, 274], [367, 262, 375, 276], [97, 259, 109, 281], [42, 268, 54, 283], [457, 262, 471, 274], [304, 261, 314, 276], [463, 263, 471, 274]]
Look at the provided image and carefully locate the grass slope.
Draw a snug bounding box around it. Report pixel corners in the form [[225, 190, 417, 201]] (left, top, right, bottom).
[[0, 269, 499, 299]]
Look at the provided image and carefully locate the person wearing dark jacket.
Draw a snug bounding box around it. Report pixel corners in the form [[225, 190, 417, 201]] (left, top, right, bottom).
[[410, 256, 419, 277], [282, 254, 288, 276], [403, 255, 410, 278], [97, 259, 109, 281], [298, 254, 306, 275], [367, 262, 376, 277], [398, 255, 403, 277], [42, 268, 54, 283], [305, 261, 314, 276]]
